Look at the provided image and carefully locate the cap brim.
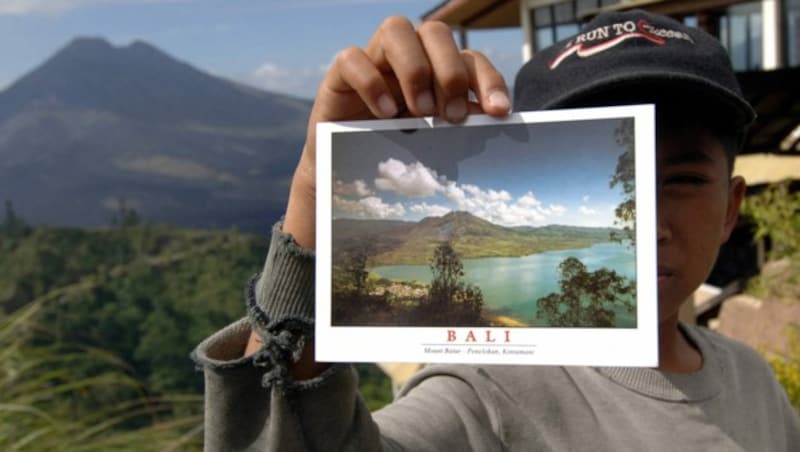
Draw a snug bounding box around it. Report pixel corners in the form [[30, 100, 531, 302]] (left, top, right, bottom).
[[527, 69, 756, 128]]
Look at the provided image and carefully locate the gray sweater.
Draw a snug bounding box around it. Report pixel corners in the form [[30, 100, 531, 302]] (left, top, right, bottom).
[[192, 224, 800, 451]]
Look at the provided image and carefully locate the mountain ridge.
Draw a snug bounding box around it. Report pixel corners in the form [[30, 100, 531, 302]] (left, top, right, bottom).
[[0, 37, 311, 232], [333, 211, 621, 265], [0, 37, 309, 127]]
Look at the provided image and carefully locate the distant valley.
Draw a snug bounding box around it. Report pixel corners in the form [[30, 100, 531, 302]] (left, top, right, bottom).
[[0, 38, 310, 232], [333, 211, 621, 265]]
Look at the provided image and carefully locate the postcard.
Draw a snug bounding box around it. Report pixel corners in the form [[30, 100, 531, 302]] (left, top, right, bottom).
[[316, 105, 657, 366]]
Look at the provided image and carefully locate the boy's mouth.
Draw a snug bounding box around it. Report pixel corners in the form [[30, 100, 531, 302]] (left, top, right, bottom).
[[657, 266, 675, 284]]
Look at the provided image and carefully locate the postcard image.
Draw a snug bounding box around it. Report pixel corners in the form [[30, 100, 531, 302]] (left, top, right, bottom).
[[316, 105, 657, 366]]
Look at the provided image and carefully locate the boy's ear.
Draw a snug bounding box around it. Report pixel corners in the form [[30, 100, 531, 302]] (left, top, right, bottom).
[[721, 175, 747, 243]]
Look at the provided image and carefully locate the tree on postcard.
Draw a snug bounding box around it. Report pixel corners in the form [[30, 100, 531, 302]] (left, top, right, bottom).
[[341, 240, 373, 296], [420, 241, 485, 326], [536, 257, 635, 327], [610, 118, 635, 246], [331, 239, 396, 325]]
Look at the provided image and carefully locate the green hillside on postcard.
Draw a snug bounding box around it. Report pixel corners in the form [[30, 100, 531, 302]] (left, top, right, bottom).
[[333, 211, 620, 266]]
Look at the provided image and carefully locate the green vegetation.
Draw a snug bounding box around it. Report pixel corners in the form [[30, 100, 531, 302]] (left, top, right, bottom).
[[742, 180, 800, 260], [609, 118, 636, 246], [333, 241, 486, 327], [536, 257, 636, 327], [354, 363, 394, 411], [766, 325, 800, 413], [740, 180, 800, 412], [422, 242, 485, 326], [2, 200, 31, 240], [1, 206, 394, 445], [0, 221, 266, 393], [535, 120, 638, 328], [741, 180, 800, 302], [334, 212, 619, 266], [1, 298, 204, 450]]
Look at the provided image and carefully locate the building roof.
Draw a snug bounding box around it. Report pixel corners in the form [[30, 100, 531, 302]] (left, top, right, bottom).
[[421, 1, 755, 30], [421, 0, 520, 29], [739, 67, 800, 155]]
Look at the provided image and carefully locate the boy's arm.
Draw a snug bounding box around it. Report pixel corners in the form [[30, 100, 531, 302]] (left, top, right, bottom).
[[193, 17, 511, 450], [244, 16, 510, 379], [192, 223, 499, 450]]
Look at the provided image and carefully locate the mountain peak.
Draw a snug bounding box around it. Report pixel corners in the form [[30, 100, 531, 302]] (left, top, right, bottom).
[[0, 36, 311, 127], [54, 36, 175, 69], [128, 39, 154, 49], [124, 39, 171, 59], [63, 36, 114, 53], [441, 210, 475, 220], [61, 37, 162, 56]]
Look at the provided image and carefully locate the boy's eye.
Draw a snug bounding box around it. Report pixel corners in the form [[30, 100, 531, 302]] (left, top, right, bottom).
[[664, 174, 709, 185]]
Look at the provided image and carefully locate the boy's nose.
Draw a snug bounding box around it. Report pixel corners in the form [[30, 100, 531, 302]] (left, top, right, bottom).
[[657, 214, 671, 244]]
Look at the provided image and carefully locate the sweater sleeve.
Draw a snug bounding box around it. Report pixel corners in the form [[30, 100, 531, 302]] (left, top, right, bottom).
[[193, 318, 381, 451], [191, 222, 500, 451]]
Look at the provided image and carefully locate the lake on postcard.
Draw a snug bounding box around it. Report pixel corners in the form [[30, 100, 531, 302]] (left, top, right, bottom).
[[369, 242, 636, 327]]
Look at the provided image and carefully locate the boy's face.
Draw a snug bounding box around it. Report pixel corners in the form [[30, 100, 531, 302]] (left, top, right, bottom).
[[655, 124, 746, 323]]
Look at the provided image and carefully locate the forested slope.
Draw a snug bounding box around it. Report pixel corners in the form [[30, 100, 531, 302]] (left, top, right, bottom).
[[0, 212, 392, 448]]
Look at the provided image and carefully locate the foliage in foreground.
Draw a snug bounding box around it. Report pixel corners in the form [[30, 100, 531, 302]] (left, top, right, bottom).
[[0, 222, 267, 393], [741, 181, 800, 411], [741, 180, 800, 260], [0, 214, 394, 446], [0, 300, 203, 451], [741, 180, 800, 303], [763, 326, 800, 413]]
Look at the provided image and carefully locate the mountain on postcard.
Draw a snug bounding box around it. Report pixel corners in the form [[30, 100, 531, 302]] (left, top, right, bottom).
[[333, 211, 619, 266], [0, 38, 311, 231]]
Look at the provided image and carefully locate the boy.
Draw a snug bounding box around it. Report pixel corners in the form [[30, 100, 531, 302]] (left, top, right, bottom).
[[193, 10, 799, 451]]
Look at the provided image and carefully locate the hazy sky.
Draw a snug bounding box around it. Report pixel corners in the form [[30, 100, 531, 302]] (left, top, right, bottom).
[[0, 0, 524, 99], [331, 117, 627, 228]]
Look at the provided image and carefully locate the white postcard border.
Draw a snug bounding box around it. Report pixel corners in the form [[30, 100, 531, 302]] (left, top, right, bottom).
[[316, 105, 658, 367]]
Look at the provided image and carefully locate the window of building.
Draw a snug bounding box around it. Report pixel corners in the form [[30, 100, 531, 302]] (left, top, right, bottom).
[[529, 0, 621, 51], [786, 0, 800, 66], [718, 2, 763, 71], [577, 0, 598, 17]]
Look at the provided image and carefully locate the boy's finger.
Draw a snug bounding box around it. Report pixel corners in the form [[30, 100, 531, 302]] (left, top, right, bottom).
[[366, 16, 436, 116], [328, 46, 398, 119], [461, 49, 511, 116], [417, 20, 470, 122], [467, 100, 484, 115]]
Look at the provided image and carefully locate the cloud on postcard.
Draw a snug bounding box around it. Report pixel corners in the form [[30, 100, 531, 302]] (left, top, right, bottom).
[[478, 197, 567, 228], [374, 158, 442, 198], [409, 202, 451, 218], [443, 186, 565, 227], [334, 159, 579, 226], [334, 179, 372, 197], [333, 195, 405, 220]]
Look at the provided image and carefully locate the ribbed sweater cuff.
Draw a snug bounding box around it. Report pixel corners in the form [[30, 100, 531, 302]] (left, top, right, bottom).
[[248, 221, 315, 332]]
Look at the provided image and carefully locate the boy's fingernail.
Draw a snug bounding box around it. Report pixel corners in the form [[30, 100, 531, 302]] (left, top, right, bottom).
[[488, 91, 510, 112], [378, 94, 398, 117], [416, 91, 435, 115], [446, 97, 467, 120]]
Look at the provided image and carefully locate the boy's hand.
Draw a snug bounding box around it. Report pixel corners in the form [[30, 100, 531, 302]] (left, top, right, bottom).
[[245, 17, 510, 368], [283, 16, 511, 249]]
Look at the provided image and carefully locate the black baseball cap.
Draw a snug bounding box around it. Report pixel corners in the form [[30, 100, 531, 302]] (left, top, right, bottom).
[[513, 9, 756, 128]]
